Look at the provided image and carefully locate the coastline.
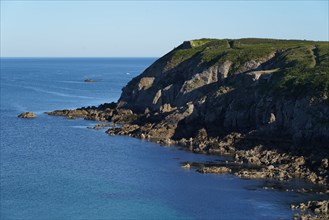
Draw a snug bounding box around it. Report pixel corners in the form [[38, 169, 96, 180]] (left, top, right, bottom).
[[46, 104, 329, 219], [43, 38, 329, 219]]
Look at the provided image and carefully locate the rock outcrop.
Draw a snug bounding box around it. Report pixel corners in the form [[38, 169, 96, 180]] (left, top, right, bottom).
[[292, 200, 329, 220], [18, 112, 36, 118], [198, 166, 232, 174]]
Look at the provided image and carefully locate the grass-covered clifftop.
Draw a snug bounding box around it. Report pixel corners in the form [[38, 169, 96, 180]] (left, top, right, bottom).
[[168, 38, 329, 98]]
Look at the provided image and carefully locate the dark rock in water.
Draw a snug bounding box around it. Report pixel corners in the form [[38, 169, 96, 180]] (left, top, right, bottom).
[[18, 112, 36, 118], [87, 123, 116, 130], [84, 79, 96, 82], [198, 166, 231, 174], [181, 163, 191, 169], [292, 200, 329, 220]]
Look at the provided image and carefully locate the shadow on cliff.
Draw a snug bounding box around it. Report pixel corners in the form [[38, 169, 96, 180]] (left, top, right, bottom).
[[171, 81, 329, 157]]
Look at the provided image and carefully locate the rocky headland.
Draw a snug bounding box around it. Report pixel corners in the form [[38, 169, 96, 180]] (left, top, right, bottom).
[[47, 38, 329, 219]]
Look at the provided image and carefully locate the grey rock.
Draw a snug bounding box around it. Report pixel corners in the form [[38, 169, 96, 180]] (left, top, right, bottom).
[[18, 112, 36, 118]]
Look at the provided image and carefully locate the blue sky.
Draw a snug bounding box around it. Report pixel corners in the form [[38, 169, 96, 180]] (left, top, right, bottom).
[[1, 1, 328, 57]]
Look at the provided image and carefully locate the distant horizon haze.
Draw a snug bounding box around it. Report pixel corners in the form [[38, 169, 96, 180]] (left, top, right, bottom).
[[1, 1, 328, 57]]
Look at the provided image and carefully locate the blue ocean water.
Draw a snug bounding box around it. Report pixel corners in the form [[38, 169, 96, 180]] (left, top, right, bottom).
[[0, 58, 323, 219]]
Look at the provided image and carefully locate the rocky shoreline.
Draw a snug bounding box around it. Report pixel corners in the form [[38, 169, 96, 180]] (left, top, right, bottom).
[[46, 104, 329, 184], [46, 104, 328, 219], [292, 200, 328, 220]]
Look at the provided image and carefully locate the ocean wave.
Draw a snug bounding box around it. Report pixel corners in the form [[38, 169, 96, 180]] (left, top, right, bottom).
[[21, 85, 99, 99]]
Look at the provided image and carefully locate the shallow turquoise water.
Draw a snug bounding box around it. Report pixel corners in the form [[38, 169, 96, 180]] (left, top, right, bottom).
[[0, 58, 324, 219]]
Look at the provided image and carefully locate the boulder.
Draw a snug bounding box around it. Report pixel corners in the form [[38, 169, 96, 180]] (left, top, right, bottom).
[[18, 112, 36, 118], [181, 163, 191, 169]]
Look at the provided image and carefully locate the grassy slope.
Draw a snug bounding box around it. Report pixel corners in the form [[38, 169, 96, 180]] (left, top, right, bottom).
[[165, 38, 329, 99]]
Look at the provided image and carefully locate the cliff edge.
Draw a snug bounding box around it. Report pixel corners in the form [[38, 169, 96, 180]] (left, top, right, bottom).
[[116, 38, 329, 149]]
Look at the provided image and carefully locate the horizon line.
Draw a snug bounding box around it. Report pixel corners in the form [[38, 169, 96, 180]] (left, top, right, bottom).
[[0, 56, 159, 59]]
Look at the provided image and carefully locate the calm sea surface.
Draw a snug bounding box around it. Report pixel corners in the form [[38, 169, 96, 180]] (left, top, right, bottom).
[[0, 58, 324, 219]]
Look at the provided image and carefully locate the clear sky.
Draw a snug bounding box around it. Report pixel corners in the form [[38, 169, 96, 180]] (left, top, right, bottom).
[[1, 0, 328, 57]]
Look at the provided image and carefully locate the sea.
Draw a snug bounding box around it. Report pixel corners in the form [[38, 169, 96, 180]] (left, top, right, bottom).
[[0, 58, 326, 219]]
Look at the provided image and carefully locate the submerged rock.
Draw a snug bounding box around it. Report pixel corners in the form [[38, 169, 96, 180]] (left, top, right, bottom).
[[87, 123, 116, 130], [84, 79, 96, 82], [18, 112, 36, 118], [181, 163, 191, 169], [198, 166, 231, 174]]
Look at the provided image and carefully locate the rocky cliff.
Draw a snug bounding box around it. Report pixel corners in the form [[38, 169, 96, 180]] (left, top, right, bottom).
[[116, 38, 329, 151]]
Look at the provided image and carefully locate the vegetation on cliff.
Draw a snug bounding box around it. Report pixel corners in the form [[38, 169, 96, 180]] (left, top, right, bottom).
[[169, 38, 329, 98]]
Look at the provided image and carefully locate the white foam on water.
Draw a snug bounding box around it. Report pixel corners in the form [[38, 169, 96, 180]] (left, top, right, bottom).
[[22, 85, 97, 99]]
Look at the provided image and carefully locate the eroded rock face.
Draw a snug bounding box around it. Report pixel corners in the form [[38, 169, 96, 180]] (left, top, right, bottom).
[[106, 102, 195, 142], [138, 77, 155, 90], [202, 91, 329, 146], [118, 46, 239, 113], [18, 112, 36, 118], [180, 61, 232, 94]]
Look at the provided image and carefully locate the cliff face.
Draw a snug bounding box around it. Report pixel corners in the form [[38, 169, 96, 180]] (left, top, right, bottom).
[[116, 39, 329, 148]]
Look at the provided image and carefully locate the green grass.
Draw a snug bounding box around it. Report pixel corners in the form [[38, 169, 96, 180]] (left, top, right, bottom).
[[190, 38, 217, 47], [274, 65, 329, 99], [273, 42, 329, 98], [164, 38, 329, 98]]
